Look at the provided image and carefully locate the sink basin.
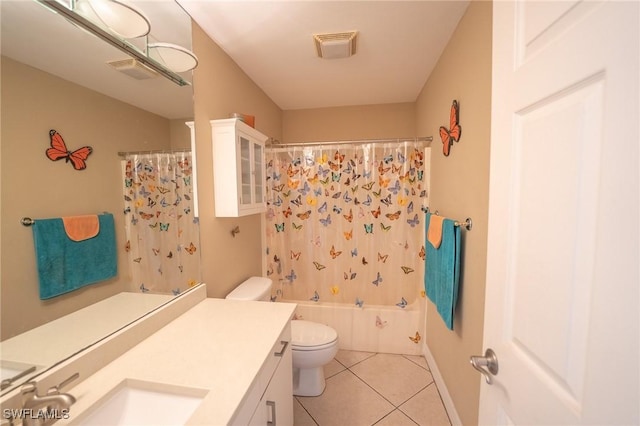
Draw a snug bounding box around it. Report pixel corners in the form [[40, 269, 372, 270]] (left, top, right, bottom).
[[75, 379, 206, 425]]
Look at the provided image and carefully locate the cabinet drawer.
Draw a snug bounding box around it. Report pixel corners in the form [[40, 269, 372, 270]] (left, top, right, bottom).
[[258, 324, 291, 395], [230, 323, 292, 425]]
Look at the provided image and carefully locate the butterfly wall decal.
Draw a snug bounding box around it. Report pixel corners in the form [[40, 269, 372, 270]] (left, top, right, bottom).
[[372, 272, 383, 287], [375, 315, 388, 329], [45, 129, 93, 170], [409, 331, 421, 344], [329, 245, 342, 259], [313, 261, 326, 271], [407, 214, 420, 227], [355, 297, 364, 308], [285, 269, 297, 282], [401, 266, 414, 274], [439, 100, 462, 156], [319, 214, 332, 227], [344, 269, 356, 280], [396, 297, 408, 309]]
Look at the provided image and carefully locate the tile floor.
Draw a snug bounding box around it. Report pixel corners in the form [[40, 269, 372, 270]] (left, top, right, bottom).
[[293, 350, 452, 426]]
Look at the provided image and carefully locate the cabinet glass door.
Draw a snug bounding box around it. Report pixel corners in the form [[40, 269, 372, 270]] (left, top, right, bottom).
[[254, 143, 264, 203], [240, 136, 252, 205]]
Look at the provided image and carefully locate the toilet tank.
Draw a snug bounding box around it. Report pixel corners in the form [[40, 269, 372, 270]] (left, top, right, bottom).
[[225, 277, 273, 301]]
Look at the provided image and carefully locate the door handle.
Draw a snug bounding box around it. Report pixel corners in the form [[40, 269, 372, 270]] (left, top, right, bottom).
[[470, 348, 499, 385]]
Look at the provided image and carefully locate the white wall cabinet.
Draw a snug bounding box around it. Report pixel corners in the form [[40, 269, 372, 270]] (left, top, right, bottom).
[[232, 324, 294, 426], [211, 118, 268, 217]]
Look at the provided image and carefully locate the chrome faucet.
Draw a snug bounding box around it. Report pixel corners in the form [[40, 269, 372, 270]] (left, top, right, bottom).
[[19, 373, 78, 426]]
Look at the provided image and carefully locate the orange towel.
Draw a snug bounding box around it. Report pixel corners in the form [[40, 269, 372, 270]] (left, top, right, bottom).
[[427, 214, 445, 249], [62, 215, 100, 242]]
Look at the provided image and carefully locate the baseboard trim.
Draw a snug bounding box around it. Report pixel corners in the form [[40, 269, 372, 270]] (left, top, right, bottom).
[[422, 341, 462, 426]]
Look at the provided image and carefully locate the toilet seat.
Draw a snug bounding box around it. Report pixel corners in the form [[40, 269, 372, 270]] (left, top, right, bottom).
[[291, 320, 338, 351]]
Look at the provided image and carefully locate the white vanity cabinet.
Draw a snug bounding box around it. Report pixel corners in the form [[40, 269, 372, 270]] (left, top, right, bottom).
[[233, 324, 294, 426], [211, 118, 268, 217]]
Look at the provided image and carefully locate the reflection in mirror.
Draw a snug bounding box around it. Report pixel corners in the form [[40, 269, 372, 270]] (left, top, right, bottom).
[[0, 0, 197, 395]]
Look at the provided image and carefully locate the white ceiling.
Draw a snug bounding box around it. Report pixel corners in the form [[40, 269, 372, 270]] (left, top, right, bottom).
[[1, 1, 469, 116], [1, 0, 194, 119], [179, 0, 470, 110]]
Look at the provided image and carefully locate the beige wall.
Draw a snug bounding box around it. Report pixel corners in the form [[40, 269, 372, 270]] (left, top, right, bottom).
[[191, 23, 283, 299], [0, 57, 173, 339], [169, 118, 194, 149], [282, 103, 416, 142], [416, 1, 492, 425]]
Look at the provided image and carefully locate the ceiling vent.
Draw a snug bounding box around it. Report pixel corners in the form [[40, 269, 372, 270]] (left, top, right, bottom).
[[313, 31, 358, 59], [107, 58, 158, 80]]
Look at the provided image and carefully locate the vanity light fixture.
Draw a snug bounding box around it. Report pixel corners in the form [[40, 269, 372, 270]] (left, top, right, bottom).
[[313, 31, 358, 59], [36, 0, 196, 86], [147, 42, 199, 73], [74, 0, 150, 39]]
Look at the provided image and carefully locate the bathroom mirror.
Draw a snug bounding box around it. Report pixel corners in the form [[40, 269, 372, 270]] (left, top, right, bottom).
[[0, 0, 196, 394]]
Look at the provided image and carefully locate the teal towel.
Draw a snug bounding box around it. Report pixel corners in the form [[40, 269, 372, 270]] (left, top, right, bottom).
[[424, 212, 461, 330], [32, 213, 117, 299]]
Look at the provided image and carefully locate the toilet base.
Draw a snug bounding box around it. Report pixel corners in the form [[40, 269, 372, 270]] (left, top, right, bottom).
[[292, 366, 326, 397]]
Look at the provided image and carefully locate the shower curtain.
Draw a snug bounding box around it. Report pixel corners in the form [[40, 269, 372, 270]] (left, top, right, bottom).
[[121, 152, 201, 295], [265, 142, 430, 308]]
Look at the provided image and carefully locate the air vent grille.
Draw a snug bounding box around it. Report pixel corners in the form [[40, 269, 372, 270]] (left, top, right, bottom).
[[313, 31, 358, 59], [107, 58, 158, 80]]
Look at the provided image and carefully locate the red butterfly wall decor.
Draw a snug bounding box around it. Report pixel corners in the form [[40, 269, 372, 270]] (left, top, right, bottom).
[[439, 100, 462, 156], [45, 129, 93, 170]]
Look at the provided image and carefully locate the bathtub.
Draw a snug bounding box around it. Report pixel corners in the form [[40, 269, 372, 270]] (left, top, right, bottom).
[[282, 298, 426, 356]]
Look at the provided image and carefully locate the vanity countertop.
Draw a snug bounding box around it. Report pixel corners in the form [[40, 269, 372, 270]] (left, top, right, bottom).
[[61, 298, 297, 425]]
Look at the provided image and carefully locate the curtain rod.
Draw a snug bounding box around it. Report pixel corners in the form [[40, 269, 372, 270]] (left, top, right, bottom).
[[117, 149, 191, 158], [267, 136, 433, 148]]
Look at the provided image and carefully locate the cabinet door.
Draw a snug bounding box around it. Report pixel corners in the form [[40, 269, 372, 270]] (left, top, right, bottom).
[[248, 341, 294, 426], [239, 135, 253, 207], [265, 343, 294, 426], [253, 142, 264, 205]]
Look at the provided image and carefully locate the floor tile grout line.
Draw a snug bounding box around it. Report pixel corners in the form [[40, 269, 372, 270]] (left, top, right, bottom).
[[296, 351, 449, 426], [372, 408, 421, 426], [401, 353, 431, 372], [428, 380, 454, 426], [341, 368, 400, 413], [294, 395, 320, 426], [346, 353, 435, 407], [335, 351, 377, 370]]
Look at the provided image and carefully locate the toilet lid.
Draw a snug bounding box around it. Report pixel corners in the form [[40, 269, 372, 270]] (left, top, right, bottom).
[[291, 320, 338, 348]]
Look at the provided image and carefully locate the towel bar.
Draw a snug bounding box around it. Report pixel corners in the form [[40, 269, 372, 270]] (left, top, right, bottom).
[[421, 207, 472, 231], [21, 212, 111, 227], [21, 217, 35, 226]]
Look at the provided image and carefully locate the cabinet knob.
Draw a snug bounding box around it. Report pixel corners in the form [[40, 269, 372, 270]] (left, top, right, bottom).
[[266, 400, 276, 426], [274, 340, 289, 357]]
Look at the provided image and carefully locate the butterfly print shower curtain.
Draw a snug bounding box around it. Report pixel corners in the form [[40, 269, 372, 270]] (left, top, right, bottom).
[[121, 153, 201, 295], [265, 142, 430, 308]]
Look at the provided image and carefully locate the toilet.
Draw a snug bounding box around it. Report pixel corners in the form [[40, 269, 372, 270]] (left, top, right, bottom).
[[226, 277, 339, 397]]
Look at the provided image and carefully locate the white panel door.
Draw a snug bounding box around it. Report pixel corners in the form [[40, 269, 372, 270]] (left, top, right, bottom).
[[479, 1, 639, 424]]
